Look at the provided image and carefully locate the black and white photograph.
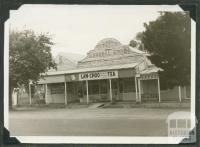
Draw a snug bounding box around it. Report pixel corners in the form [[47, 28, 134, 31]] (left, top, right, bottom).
[[3, 4, 196, 144]]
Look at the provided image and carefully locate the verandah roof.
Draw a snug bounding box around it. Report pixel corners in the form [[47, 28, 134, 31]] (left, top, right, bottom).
[[41, 62, 140, 76], [139, 65, 163, 75]]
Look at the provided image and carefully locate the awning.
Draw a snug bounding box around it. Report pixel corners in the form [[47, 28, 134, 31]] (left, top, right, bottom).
[[41, 62, 139, 76]]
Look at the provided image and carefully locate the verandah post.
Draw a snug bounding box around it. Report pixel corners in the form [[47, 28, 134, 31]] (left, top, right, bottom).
[[117, 79, 120, 100], [64, 82, 67, 105], [135, 76, 138, 102], [158, 77, 161, 103], [178, 86, 182, 102], [45, 84, 48, 104], [109, 79, 112, 102], [86, 80, 89, 104], [29, 83, 31, 105], [138, 79, 141, 103]]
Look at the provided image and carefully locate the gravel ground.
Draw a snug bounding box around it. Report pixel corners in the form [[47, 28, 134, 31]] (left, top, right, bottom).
[[9, 107, 190, 136]]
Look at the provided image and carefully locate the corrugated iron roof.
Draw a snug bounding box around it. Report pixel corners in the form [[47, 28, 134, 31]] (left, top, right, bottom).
[[129, 46, 148, 54], [140, 65, 163, 74], [42, 62, 139, 76]]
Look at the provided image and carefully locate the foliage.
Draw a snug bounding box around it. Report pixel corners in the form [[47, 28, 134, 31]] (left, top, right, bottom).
[[9, 30, 56, 89], [130, 32, 145, 50], [136, 32, 143, 41], [141, 12, 191, 89], [129, 40, 138, 48]]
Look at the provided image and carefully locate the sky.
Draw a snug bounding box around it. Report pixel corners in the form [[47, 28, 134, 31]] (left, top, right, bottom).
[[9, 5, 182, 57]]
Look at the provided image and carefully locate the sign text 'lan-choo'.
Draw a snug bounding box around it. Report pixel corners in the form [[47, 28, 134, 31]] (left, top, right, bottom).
[[79, 71, 118, 80]]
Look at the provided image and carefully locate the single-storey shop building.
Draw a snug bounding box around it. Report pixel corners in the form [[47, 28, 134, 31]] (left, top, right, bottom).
[[28, 38, 189, 105]]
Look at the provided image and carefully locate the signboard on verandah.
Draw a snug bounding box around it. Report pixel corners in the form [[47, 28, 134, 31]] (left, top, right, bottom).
[[79, 71, 118, 81]]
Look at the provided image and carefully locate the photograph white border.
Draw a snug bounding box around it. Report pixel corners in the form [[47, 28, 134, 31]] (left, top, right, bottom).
[[4, 4, 196, 144]]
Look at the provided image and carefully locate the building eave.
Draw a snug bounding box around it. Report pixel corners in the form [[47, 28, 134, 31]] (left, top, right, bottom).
[[41, 62, 139, 76]]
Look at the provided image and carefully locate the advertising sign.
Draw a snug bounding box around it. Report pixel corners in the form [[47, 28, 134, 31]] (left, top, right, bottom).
[[140, 73, 158, 80], [79, 71, 118, 81]]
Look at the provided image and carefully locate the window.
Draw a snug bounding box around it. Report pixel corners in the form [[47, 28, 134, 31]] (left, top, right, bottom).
[[111, 79, 118, 89], [106, 49, 111, 55], [100, 80, 108, 94], [77, 82, 84, 97], [119, 79, 123, 93], [121, 78, 135, 93], [88, 80, 99, 95], [51, 83, 64, 94]]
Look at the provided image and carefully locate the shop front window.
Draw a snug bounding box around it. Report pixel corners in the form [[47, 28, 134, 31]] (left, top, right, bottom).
[[119, 78, 135, 93], [88, 80, 99, 95], [124, 78, 135, 92], [50, 83, 65, 94], [66, 82, 73, 94], [100, 80, 108, 94]]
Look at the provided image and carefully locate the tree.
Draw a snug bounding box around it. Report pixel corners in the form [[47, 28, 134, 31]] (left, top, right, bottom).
[[9, 30, 56, 105], [141, 12, 191, 89], [136, 32, 143, 41], [129, 32, 145, 51], [129, 40, 138, 48], [135, 32, 145, 51]]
